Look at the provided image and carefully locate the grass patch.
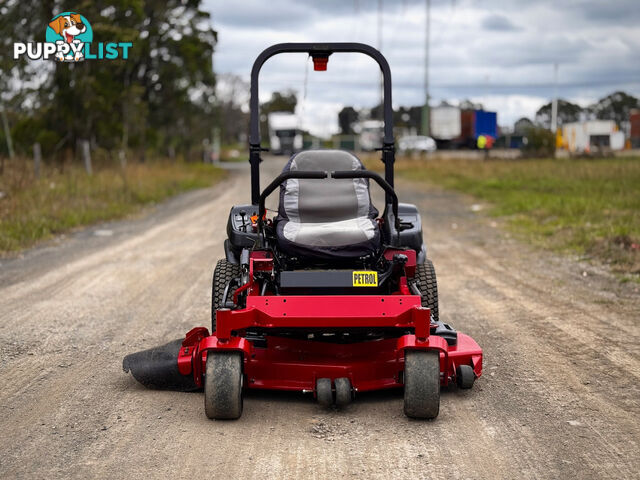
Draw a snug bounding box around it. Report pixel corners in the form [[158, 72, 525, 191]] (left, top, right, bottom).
[[394, 156, 640, 276], [0, 159, 225, 253]]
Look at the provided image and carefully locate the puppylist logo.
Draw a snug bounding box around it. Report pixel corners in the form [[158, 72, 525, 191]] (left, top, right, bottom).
[[13, 12, 132, 62]]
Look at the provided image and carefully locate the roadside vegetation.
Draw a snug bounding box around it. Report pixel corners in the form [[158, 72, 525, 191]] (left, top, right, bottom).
[[0, 159, 224, 253], [394, 156, 640, 278], [0, 2, 227, 255]]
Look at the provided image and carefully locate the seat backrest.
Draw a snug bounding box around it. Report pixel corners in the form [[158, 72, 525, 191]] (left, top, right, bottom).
[[278, 150, 378, 225]]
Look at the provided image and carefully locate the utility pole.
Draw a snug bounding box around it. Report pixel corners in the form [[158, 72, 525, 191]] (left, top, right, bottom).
[[550, 63, 558, 133], [421, 0, 431, 137]]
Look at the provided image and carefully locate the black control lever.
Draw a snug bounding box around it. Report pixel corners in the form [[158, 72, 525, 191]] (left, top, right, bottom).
[[239, 210, 248, 232], [399, 221, 414, 231]]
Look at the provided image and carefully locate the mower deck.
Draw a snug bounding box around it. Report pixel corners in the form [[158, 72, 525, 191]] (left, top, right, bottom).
[[176, 293, 482, 394]]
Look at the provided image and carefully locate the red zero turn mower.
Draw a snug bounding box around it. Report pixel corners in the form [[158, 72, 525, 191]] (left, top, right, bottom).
[[123, 43, 483, 419]]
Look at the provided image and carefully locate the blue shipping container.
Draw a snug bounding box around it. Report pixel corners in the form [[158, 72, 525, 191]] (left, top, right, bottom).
[[474, 110, 497, 139]]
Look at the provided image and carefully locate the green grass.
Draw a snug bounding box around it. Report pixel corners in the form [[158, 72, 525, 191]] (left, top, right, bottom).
[[395, 156, 640, 276], [0, 160, 225, 253]]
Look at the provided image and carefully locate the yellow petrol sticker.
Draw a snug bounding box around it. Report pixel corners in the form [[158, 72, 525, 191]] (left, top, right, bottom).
[[352, 271, 378, 287]]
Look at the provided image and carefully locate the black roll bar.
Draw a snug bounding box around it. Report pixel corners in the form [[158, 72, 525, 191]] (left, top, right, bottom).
[[248, 43, 396, 205]]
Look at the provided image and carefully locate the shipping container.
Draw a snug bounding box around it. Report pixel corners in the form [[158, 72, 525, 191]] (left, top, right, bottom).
[[430, 105, 461, 140], [459, 110, 475, 146], [474, 110, 498, 139], [452, 109, 497, 148]]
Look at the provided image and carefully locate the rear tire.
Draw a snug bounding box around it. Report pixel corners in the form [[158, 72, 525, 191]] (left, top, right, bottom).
[[404, 350, 440, 419], [211, 259, 242, 332], [414, 259, 439, 323], [204, 352, 243, 420]]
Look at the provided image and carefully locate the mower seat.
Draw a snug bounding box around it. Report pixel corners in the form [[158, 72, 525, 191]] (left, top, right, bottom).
[[276, 150, 380, 259]]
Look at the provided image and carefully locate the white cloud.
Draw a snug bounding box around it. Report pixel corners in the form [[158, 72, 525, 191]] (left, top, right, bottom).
[[205, 0, 640, 137]]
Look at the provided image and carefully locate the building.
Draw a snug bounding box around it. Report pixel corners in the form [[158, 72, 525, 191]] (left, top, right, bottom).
[[562, 120, 625, 153]]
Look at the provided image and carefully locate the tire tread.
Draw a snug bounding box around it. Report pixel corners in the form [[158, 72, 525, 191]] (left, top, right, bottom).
[[211, 259, 242, 332], [414, 259, 439, 322]]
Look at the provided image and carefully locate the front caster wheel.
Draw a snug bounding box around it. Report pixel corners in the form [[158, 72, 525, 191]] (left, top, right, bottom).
[[334, 377, 352, 407], [316, 378, 333, 407], [404, 350, 440, 419], [456, 364, 475, 389], [204, 352, 243, 420]]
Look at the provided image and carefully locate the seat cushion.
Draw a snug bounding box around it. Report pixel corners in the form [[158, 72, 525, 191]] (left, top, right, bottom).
[[276, 150, 380, 259]]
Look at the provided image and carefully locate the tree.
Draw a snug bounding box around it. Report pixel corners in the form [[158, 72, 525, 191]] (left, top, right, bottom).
[[0, 0, 217, 162], [522, 126, 555, 157], [394, 106, 422, 132], [0, 0, 59, 158], [262, 90, 297, 114], [589, 91, 640, 128], [338, 106, 359, 134], [535, 99, 583, 129], [514, 117, 534, 134], [215, 74, 249, 144], [459, 99, 483, 111]]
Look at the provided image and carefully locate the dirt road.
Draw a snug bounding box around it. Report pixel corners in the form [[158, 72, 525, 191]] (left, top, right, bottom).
[[1, 156, 638, 479]]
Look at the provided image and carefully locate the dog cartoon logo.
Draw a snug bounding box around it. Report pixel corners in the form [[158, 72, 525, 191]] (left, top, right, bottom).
[[13, 12, 130, 62], [46, 12, 93, 62]]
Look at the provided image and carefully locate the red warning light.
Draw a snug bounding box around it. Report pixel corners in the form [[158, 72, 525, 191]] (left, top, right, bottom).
[[312, 56, 328, 71]]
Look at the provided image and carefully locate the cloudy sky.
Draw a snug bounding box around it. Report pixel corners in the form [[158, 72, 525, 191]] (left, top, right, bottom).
[[205, 0, 640, 136]]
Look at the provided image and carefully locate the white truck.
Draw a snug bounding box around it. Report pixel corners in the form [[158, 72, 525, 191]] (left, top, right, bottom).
[[355, 120, 384, 151], [430, 104, 461, 140], [268, 112, 303, 156]]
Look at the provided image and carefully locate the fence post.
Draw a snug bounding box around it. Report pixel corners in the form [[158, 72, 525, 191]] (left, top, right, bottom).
[[212, 127, 220, 163], [202, 138, 210, 163], [33, 142, 42, 179], [119, 149, 127, 168], [1, 103, 15, 159], [81, 139, 92, 175]]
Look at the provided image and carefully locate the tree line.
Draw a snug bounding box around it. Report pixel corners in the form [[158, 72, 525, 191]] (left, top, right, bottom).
[[0, 0, 217, 168], [529, 91, 639, 131]]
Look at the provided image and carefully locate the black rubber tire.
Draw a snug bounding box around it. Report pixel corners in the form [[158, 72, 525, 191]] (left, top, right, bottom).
[[414, 259, 439, 323], [204, 352, 243, 420], [456, 364, 475, 389], [316, 378, 333, 407], [403, 350, 440, 419], [334, 377, 352, 407], [211, 259, 242, 332]]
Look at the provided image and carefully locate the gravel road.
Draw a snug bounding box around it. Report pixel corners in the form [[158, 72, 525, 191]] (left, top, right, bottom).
[[1, 155, 638, 479]]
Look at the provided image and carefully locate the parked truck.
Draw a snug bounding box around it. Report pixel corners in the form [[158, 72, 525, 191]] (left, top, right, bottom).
[[354, 119, 384, 151], [430, 104, 461, 148], [454, 109, 498, 149], [268, 112, 303, 156]]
